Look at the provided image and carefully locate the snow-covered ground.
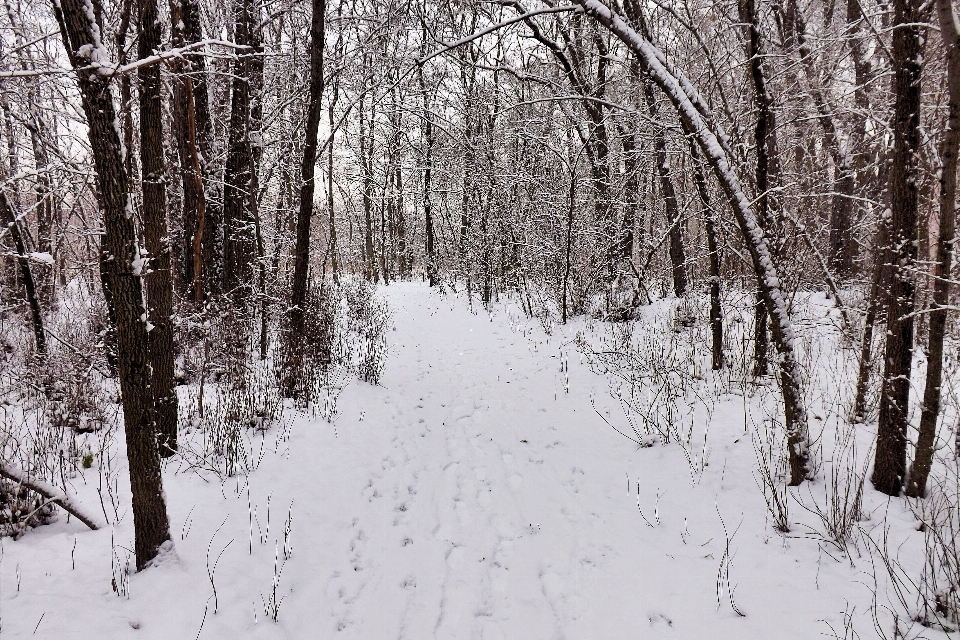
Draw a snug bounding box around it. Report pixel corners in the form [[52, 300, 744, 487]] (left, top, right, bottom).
[[0, 283, 941, 638]]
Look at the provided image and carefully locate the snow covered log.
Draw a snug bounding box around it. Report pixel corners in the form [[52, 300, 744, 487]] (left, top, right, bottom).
[[572, 0, 811, 484], [0, 462, 102, 531]]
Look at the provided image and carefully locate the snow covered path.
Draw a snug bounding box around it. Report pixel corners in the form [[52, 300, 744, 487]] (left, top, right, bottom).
[[286, 283, 641, 638]]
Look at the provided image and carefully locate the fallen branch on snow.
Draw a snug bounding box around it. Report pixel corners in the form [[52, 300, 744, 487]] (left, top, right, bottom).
[[0, 462, 102, 531]]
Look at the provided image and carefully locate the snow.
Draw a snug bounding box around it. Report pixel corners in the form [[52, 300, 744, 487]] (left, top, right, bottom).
[[27, 252, 54, 265], [0, 284, 937, 638]]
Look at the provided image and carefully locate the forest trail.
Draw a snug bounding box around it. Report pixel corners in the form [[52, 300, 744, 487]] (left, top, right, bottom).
[[281, 283, 641, 638]]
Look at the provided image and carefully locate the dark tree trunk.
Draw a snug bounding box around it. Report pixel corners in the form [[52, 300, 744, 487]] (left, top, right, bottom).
[[169, 0, 206, 302], [871, 0, 928, 496], [905, 0, 959, 497], [739, 0, 782, 377], [0, 192, 47, 361], [53, 0, 171, 569], [690, 140, 724, 370], [288, 0, 326, 382], [116, 0, 137, 182], [221, 0, 258, 301], [138, 0, 178, 456], [643, 79, 688, 297], [420, 67, 437, 287]]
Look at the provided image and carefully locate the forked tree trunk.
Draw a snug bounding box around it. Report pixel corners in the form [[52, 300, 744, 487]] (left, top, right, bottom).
[[138, 0, 178, 456], [905, 0, 960, 498], [871, 0, 928, 496], [584, 0, 810, 484], [53, 0, 171, 569]]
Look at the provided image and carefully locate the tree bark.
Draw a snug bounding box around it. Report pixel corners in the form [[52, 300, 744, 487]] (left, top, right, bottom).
[[904, 0, 960, 497], [360, 79, 377, 283], [180, 0, 219, 296], [871, 0, 929, 496], [419, 66, 437, 287], [288, 0, 326, 383], [53, 0, 172, 568], [168, 0, 206, 302], [852, 215, 890, 422], [221, 0, 258, 301], [138, 0, 178, 456]]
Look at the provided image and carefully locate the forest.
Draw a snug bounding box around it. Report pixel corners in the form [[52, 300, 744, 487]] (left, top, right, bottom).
[[0, 0, 958, 636]]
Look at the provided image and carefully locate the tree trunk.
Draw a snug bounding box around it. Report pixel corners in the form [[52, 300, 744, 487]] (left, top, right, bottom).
[[328, 87, 339, 284], [871, 0, 928, 496], [138, 0, 178, 456], [643, 79, 688, 297], [53, 0, 172, 569], [221, 0, 258, 301], [0, 192, 47, 361], [853, 215, 890, 422], [288, 0, 325, 382], [420, 67, 437, 287], [690, 139, 724, 370], [180, 0, 219, 296], [739, 0, 782, 377], [904, 0, 959, 498], [360, 85, 377, 283], [618, 112, 640, 262], [168, 0, 207, 302]]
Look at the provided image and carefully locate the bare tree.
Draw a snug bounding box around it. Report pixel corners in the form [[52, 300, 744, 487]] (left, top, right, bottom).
[[871, 0, 929, 496], [905, 0, 960, 498], [52, 0, 172, 568]]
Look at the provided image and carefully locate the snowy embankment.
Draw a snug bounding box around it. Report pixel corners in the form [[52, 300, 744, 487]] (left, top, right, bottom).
[[0, 283, 931, 638]]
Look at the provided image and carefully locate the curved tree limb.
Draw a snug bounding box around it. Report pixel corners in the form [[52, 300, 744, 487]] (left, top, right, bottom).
[[0, 461, 102, 531]]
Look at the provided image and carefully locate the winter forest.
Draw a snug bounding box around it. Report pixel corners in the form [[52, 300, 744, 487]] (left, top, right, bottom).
[[0, 0, 958, 635]]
